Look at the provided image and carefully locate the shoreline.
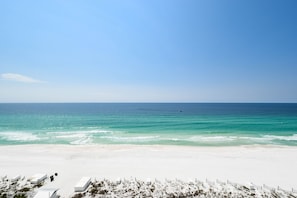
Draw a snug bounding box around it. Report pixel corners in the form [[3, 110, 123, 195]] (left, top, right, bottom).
[[1, 144, 297, 196]]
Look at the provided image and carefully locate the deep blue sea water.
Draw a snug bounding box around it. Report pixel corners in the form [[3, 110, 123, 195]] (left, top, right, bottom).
[[0, 103, 297, 146]]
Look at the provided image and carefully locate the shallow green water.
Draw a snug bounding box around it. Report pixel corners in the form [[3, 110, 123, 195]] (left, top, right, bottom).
[[0, 103, 297, 146]]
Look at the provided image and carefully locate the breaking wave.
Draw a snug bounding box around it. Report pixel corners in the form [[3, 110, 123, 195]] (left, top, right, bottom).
[[0, 132, 41, 142], [0, 130, 296, 146]]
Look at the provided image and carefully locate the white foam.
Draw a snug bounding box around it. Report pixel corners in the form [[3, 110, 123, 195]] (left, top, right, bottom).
[[182, 134, 297, 144], [51, 132, 93, 145], [165, 135, 274, 145], [89, 129, 113, 134], [0, 132, 40, 142], [70, 137, 92, 145], [49, 129, 113, 136], [240, 136, 273, 143], [262, 134, 297, 141], [101, 135, 160, 143], [56, 133, 89, 139], [101, 135, 271, 144], [187, 135, 237, 143], [48, 130, 114, 144]]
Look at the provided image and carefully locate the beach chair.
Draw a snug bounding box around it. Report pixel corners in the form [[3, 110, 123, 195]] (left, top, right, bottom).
[[74, 177, 91, 192]]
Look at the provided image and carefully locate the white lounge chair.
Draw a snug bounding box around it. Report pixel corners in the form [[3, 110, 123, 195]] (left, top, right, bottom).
[[11, 175, 21, 182], [34, 188, 59, 198], [30, 174, 47, 184], [74, 177, 91, 192]]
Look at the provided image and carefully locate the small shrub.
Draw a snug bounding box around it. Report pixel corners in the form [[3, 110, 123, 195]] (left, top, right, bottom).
[[89, 188, 98, 196], [72, 193, 83, 198], [19, 187, 30, 192], [13, 193, 27, 198], [98, 189, 108, 195], [0, 193, 8, 198]]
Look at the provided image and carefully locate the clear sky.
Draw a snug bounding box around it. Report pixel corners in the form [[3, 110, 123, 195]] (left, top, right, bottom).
[[1, 0, 297, 102]]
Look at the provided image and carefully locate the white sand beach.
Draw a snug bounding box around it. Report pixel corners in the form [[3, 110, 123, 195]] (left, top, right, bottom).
[[0, 145, 297, 197]]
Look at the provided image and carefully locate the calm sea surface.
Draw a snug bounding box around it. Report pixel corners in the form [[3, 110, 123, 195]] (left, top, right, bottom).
[[0, 103, 297, 146]]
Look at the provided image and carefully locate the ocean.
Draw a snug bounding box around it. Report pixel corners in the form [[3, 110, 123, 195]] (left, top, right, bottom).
[[0, 103, 297, 146]]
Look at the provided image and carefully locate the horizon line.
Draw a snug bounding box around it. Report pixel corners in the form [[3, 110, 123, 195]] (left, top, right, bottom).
[[0, 102, 297, 104]]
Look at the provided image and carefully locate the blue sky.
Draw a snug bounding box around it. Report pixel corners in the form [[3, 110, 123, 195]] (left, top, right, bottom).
[[0, 0, 297, 102]]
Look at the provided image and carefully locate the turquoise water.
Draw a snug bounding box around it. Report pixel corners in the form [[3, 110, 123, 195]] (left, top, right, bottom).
[[0, 103, 297, 146]]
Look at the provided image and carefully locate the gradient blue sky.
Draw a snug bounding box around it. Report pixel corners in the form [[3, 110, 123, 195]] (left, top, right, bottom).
[[1, 0, 297, 102]]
